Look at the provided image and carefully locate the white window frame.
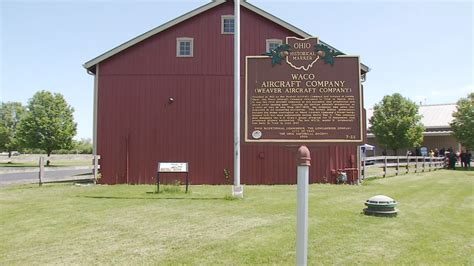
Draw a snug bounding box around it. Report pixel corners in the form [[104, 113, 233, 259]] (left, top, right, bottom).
[[266, 39, 283, 52], [176, 37, 194, 57], [221, 15, 235, 34]]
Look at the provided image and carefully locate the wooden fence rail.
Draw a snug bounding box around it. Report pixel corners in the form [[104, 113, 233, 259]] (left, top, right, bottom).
[[36, 155, 100, 186], [361, 156, 445, 180]]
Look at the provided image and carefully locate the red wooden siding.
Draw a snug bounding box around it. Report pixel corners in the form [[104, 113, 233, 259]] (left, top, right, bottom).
[[97, 1, 361, 184]]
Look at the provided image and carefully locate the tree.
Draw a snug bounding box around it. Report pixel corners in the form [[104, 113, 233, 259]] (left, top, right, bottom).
[[369, 93, 424, 155], [0, 124, 8, 150], [73, 138, 93, 154], [18, 91, 77, 165], [451, 93, 474, 150], [0, 102, 26, 157]]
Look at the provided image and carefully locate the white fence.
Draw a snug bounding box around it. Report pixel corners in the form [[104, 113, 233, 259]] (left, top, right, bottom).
[[361, 156, 445, 179], [35, 155, 100, 186]]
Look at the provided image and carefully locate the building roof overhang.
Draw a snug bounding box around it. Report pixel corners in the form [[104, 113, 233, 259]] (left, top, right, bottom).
[[367, 130, 453, 138], [83, 0, 370, 74]]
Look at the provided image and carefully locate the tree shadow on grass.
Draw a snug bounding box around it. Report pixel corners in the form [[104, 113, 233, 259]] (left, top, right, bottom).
[[0, 164, 37, 168], [78, 195, 227, 201], [40, 178, 93, 185], [452, 167, 473, 172], [73, 172, 93, 176]]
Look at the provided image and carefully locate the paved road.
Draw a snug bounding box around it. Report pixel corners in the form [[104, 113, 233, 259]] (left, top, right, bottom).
[[0, 169, 92, 186]]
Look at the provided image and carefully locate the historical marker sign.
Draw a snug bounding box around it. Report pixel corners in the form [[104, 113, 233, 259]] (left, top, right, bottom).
[[158, 162, 188, 173], [245, 37, 363, 143], [286, 37, 319, 71]]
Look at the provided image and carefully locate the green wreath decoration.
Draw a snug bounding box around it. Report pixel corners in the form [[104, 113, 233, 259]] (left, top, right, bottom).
[[263, 44, 291, 66], [314, 44, 344, 66]]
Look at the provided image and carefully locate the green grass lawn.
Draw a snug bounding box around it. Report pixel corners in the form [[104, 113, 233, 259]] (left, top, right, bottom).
[[0, 169, 472, 264]]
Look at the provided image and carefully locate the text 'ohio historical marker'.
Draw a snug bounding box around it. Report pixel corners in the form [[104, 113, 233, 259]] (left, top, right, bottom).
[[245, 37, 363, 143]]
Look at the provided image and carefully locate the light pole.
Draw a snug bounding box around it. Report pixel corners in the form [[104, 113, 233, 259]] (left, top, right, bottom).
[[233, 0, 242, 198]]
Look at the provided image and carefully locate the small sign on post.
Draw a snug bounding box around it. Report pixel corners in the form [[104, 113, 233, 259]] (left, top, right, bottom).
[[157, 162, 189, 193], [241, 36, 363, 263]]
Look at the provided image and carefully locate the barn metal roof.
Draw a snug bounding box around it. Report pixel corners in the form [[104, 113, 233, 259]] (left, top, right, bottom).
[[83, 0, 370, 73], [366, 103, 457, 129], [367, 130, 453, 138]]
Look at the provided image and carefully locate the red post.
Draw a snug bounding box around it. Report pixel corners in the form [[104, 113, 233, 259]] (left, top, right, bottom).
[[297, 146, 311, 167]]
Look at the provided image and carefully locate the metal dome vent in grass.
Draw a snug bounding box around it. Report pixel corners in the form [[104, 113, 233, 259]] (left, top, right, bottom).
[[363, 195, 398, 217]]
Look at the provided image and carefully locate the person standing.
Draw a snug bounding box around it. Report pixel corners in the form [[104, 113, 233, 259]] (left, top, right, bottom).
[[467, 151, 472, 168], [449, 152, 457, 170], [444, 152, 450, 168], [460, 150, 466, 168], [440, 147, 445, 156]]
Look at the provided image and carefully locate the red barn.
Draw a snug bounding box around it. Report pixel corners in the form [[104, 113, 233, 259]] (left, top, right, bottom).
[[84, 0, 369, 185]]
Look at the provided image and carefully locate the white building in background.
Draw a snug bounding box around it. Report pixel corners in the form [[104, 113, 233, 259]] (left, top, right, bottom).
[[366, 103, 461, 155]]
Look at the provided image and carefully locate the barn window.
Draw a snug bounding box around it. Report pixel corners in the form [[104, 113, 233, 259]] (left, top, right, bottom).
[[176, 37, 193, 57], [221, 15, 234, 34], [266, 39, 283, 52]]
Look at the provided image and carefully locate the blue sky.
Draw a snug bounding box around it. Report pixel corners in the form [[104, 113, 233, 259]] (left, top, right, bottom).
[[1, 0, 473, 139]]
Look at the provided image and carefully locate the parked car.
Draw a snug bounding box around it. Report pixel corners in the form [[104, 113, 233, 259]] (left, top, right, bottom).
[[364, 159, 375, 166]]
